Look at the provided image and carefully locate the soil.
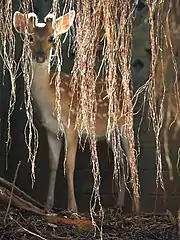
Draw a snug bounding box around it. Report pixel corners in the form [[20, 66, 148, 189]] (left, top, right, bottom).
[[0, 207, 178, 240]]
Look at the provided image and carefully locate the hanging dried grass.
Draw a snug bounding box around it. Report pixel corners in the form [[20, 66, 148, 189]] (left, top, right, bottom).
[[18, 1, 39, 185], [162, 1, 180, 180], [51, 0, 62, 137], [147, 0, 180, 184], [0, 0, 16, 168], [115, 0, 140, 212], [71, 1, 104, 233], [70, 0, 139, 229], [0, 0, 39, 185], [146, 0, 166, 191]]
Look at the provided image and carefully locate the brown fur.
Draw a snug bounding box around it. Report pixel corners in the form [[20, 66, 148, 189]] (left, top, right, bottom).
[[49, 70, 125, 135]]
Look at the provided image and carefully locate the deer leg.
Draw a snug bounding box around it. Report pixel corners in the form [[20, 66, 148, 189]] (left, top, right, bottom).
[[64, 128, 78, 213], [45, 131, 63, 212], [116, 133, 129, 209], [108, 129, 130, 210]]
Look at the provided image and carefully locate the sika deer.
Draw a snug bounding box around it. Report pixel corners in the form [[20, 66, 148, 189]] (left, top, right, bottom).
[[13, 10, 129, 213]]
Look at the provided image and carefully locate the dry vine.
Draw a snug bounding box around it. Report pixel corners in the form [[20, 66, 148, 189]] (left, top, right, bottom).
[[69, 0, 139, 232], [146, 0, 166, 191], [0, 0, 39, 185], [145, 0, 180, 186], [0, 0, 17, 168]]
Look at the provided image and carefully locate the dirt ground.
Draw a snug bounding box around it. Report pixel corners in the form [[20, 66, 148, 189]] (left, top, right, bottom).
[[0, 206, 178, 240]]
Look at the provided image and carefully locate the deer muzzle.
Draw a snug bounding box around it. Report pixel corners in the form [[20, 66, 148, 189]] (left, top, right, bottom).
[[34, 52, 46, 63]]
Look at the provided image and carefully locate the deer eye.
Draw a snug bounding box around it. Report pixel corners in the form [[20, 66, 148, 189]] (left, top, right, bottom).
[[48, 35, 55, 43]]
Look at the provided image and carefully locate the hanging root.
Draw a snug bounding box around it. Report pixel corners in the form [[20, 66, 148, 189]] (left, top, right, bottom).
[[147, 0, 166, 190], [0, 0, 40, 186], [0, 0, 16, 168], [70, 0, 139, 227], [19, 1, 39, 186], [147, 0, 180, 187]]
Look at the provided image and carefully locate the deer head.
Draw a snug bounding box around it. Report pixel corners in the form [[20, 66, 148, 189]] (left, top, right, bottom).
[[13, 10, 75, 63]]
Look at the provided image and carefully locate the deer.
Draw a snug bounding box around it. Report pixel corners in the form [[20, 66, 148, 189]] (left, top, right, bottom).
[[13, 10, 130, 214]]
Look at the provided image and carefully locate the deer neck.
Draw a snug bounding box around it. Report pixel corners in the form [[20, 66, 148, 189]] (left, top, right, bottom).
[[31, 60, 50, 88], [31, 60, 54, 104], [30, 59, 54, 106]]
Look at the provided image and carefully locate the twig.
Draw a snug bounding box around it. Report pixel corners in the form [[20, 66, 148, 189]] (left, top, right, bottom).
[[0, 176, 44, 208], [50, 233, 71, 239], [4, 161, 21, 222], [18, 213, 71, 239], [9, 215, 48, 240], [166, 209, 176, 226], [0, 187, 45, 216]]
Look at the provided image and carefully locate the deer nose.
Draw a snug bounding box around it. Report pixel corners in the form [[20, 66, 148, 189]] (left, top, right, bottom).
[[35, 52, 46, 63]]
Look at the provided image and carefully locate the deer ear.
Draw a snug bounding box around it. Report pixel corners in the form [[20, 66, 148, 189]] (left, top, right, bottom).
[[54, 10, 75, 35], [13, 11, 26, 33]]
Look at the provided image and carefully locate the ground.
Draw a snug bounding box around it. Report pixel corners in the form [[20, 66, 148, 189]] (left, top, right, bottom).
[[0, 207, 178, 240]]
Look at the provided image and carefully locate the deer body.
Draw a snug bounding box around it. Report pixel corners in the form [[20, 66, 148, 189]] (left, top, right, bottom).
[[13, 11, 129, 213]]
